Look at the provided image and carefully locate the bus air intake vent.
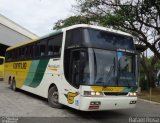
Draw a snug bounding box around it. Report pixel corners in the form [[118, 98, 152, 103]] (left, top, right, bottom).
[[104, 92, 128, 96]]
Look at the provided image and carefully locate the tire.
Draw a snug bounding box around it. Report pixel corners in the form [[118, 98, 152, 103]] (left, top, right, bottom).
[[8, 77, 12, 88], [11, 79, 17, 91], [48, 86, 63, 108]]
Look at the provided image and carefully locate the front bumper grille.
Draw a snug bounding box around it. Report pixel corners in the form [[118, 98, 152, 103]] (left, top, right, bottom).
[[104, 92, 128, 96]]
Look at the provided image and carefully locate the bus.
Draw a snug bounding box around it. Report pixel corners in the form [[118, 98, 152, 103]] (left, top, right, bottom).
[[5, 24, 137, 111], [0, 56, 5, 80]]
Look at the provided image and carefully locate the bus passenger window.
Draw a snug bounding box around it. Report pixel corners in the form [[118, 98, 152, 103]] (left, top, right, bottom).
[[47, 34, 62, 58], [24, 45, 34, 59], [29, 45, 34, 58], [13, 49, 18, 61], [17, 48, 20, 59], [35, 40, 47, 57], [0, 58, 4, 65], [65, 28, 82, 48], [7, 51, 13, 62], [19, 48, 25, 59], [48, 46, 53, 56]]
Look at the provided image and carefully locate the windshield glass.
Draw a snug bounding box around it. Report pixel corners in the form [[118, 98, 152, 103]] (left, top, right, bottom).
[[118, 52, 136, 86], [85, 28, 135, 51], [81, 48, 136, 86], [94, 49, 117, 85], [65, 28, 135, 52]]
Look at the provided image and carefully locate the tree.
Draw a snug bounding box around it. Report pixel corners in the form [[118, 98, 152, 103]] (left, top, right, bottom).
[[140, 54, 158, 88], [53, 16, 90, 30], [53, 0, 160, 87]]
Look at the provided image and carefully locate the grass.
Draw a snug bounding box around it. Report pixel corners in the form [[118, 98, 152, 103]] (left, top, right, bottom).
[[138, 87, 160, 103]]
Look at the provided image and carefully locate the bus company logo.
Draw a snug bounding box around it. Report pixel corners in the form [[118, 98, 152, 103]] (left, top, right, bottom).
[[13, 62, 27, 69], [102, 87, 124, 92], [64, 92, 78, 104], [102, 87, 113, 92]]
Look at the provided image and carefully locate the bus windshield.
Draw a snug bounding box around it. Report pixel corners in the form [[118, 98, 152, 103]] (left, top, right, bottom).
[[65, 27, 136, 87], [85, 28, 135, 51], [81, 48, 136, 86], [65, 28, 135, 52]]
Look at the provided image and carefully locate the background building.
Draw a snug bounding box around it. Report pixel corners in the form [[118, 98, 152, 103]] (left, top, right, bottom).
[[0, 14, 38, 56]]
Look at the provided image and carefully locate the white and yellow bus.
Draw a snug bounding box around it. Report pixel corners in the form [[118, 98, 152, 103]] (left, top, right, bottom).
[[5, 24, 137, 111], [0, 56, 5, 80]]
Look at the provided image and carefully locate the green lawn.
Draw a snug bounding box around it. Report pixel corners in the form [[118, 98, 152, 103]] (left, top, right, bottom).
[[138, 87, 160, 103]]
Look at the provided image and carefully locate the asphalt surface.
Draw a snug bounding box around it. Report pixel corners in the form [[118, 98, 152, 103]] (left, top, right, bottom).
[[0, 81, 160, 123]]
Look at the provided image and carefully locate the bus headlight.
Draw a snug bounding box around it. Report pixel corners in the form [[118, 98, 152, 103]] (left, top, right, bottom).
[[128, 92, 137, 97], [84, 91, 103, 96]]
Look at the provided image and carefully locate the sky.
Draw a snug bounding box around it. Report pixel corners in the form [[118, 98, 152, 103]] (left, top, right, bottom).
[[0, 0, 76, 36]]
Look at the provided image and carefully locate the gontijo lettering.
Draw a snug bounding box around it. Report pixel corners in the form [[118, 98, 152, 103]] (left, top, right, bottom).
[[13, 62, 27, 69]]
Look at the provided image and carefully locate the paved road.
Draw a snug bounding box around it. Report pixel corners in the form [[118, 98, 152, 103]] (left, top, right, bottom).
[[0, 81, 160, 123]]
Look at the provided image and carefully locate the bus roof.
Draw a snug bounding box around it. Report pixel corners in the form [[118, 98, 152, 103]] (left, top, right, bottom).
[[6, 29, 62, 51], [7, 24, 132, 51], [63, 24, 132, 37]]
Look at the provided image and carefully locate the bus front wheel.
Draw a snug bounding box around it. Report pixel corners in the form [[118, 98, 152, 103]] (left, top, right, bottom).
[[48, 86, 63, 108]]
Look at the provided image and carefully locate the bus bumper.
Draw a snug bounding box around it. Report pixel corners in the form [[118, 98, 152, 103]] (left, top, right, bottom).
[[79, 96, 137, 111]]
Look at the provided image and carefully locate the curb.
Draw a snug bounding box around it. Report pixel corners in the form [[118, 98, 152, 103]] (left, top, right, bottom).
[[139, 98, 160, 105]]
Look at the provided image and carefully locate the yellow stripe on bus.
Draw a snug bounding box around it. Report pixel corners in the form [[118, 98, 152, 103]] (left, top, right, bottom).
[[91, 86, 124, 92], [5, 61, 32, 88]]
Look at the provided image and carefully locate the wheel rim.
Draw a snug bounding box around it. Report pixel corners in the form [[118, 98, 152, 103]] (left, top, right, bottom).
[[51, 91, 58, 103], [13, 82, 16, 90]]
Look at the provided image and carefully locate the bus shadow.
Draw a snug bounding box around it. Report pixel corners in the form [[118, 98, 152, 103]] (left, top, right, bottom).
[[13, 88, 48, 104], [64, 106, 127, 120], [9, 87, 128, 121]]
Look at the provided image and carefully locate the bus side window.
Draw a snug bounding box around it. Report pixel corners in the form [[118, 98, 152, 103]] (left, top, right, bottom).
[[24, 47, 28, 59], [25, 44, 34, 59], [20, 47, 25, 59], [5, 52, 8, 62], [69, 50, 81, 88], [9, 50, 16, 61], [13, 49, 18, 61], [11, 50, 15, 61], [35, 40, 47, 57], [30, 44, 34, 58], [16, 48, 20, 60], [7, 51, 12, 62], [47, 34, 62, 58], [65, 28, 82, 48], [0, 58, 4, 65]]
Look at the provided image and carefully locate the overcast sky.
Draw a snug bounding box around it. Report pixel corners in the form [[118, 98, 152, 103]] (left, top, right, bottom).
[[0, 0, 76, 36]]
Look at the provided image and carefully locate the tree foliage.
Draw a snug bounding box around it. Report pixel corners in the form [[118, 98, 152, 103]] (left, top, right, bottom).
[[139, 54, 158, 87], [53, 16, 90, 30]]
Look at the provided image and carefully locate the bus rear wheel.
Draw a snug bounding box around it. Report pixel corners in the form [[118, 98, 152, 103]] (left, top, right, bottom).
[[48, 86, 63, 108], [11, 79, 17, 91]]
